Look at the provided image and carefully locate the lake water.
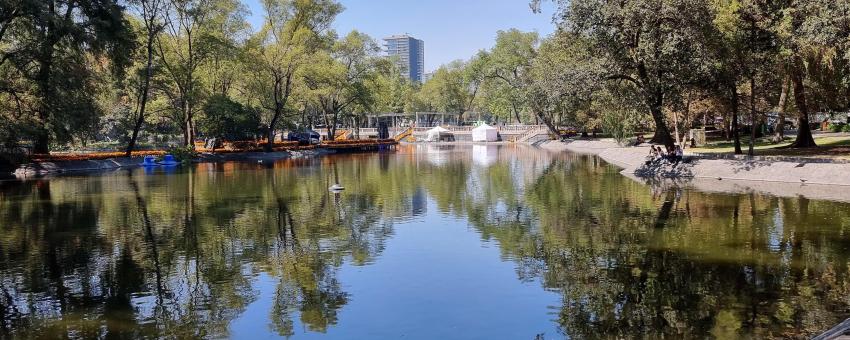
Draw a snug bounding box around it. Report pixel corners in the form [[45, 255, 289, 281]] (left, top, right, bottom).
[[2, 144, 850, 339]]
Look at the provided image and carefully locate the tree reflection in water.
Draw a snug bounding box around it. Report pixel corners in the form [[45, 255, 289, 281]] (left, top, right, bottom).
[[458, 149, 850, 338], [1, 145, 850, 338]]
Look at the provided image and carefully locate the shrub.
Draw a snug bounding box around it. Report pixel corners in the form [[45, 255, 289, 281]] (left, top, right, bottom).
[[842, 124, 850, 133], [198, 95, 262, 141], [601, 109, 640, 145], [164, 145, 197, 162], [596, 85, 643, 145], [830, 123, 846, 132]]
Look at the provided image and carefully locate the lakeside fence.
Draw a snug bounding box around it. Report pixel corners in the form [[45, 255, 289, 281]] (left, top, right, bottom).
[[356, 125, 549, 138]]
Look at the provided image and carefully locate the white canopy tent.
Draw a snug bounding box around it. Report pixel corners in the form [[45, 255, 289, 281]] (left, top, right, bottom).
[[471, 124, 499, 142], [425, 126, 453, 142]]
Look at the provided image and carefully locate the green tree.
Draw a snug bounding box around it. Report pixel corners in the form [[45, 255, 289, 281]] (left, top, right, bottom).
[[304, 30, 382, 140], [528, 32, 604, 135], [710, 0, 783, 155], [200, 0, 249, 97], [777, 0, 849, 148], [0, 0, 134, 153], [157, 0, 243, 149], [481, 29, 539, 124], [543, 0, 717, 149], [372, 61, 415, 114], [125, 0, 166, 156], [597, 84, 644, 144], [241, 0, 341, 151], [419, 57, 484, 124]]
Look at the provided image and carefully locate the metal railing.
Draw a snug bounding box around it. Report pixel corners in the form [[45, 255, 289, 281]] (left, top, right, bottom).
[[393, 127, 414, 141], [335, 125, 550, 138], [514, 127, 550, 142]]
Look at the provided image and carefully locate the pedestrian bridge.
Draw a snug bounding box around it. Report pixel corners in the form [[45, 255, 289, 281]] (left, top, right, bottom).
[[351, 125, 552, 143]]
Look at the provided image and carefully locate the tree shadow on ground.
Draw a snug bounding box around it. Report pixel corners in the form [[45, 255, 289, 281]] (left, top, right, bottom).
[[728, 158, 775, 173]]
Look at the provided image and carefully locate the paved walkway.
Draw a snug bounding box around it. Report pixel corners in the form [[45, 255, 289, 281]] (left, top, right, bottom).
[[540, 139, 850, 202]]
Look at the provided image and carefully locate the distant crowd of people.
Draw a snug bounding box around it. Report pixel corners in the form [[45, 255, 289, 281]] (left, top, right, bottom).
[[634, 134, 687, 165], [648, 144, 684, 163]]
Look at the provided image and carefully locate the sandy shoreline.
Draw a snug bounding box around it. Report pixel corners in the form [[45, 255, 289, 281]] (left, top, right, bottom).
[[540, 139, 850, 203]]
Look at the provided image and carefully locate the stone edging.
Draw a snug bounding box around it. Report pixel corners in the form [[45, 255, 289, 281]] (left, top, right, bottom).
[[10, 150, 324, 177], [690, 152, 850, 164]]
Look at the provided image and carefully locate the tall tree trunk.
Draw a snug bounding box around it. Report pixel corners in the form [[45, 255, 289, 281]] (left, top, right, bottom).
[[789, 55, 816, 148], [265, 112, 279, 152], [354, 117, 360, 139], [189, 118, 195, 147], [185, 114, 195, 149], [672, 110, 680, 146], [323, 106, 337, 141], [748, 76, 756, 156], [647, 92, 674, 149], [126, 32, 156, 156], [33, 39, 52, 153], [180, 99, 189, 147], [127, 109, 147, 156], [34, 9, 57, 155], [731, 86, 742, 154], [266, 76, 291, 152], [773, 75, 790, 143], [675, 92, 692, 146], [33, 133, 49, 154], [532, 108, 559, 137], [512, 103, 522, 124], [265, 126, 276, 152]]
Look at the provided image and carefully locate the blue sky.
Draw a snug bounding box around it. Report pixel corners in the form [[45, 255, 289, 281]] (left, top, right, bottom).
[[242, 0, 557, 72]]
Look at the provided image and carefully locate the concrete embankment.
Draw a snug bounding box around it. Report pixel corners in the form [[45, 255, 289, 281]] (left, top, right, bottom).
[[541, 139, 850, 203], [11, 150, 323, 177], [11, 139, 399, 177]]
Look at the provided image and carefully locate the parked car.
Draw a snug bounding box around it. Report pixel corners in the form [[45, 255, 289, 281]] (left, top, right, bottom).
[[287, 129, 321, 145]]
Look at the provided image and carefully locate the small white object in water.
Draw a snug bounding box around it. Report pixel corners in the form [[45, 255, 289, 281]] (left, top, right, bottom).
[[329, 184, 345, 191]]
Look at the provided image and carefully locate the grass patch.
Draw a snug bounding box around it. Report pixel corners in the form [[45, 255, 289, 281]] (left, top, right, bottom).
[[690, 134, 850, 159]]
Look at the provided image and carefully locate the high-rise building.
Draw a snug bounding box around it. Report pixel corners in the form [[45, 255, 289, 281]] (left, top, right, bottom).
[[384, 34, 424, 83]]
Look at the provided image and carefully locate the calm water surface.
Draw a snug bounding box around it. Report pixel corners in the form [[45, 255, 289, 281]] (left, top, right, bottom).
[[2, 145, 850, 339]]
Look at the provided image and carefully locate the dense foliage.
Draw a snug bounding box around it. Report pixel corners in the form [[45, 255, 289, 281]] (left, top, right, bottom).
[[0, 0, 848, 155], [198, 94, 261, 142], [529, 0, 850, 152]]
